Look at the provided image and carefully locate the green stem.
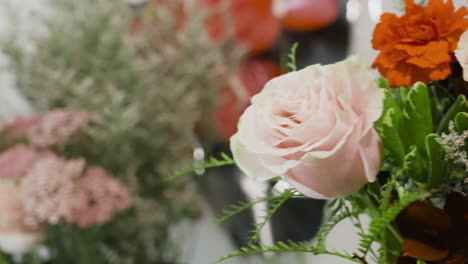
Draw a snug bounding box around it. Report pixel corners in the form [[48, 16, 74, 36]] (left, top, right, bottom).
[[387, 224, 403, 244]]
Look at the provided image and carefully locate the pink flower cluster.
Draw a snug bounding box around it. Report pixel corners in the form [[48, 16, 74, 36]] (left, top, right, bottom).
[[0, 145, 131, 229], [21, 154, 87, 226], [75, 167, 132, 227], [21, 154, 131, 228], [0, 108, 90, 147], [0, 109, 131, 229]]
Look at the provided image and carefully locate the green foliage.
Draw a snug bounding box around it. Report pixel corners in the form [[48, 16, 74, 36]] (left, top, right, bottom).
[[97, 244, 124, 264], [425, 134, 447, 188], [437, 95, 468, 134], [358, 179, 428, 259], [315, 199, 359, 250], [375, 89, 405, 166], [287, 43, 299, 72], [23, 252, 42, 264], [376, 84, 467, 189], [215, 192, 290, 224], [0, 253, 10, 264], [249, 189, 295, 243], [400, 83, 433, 155], [403, 146, 426, 183], [216, 241, 361, 263], [454, 112, 468, 133], [167, 153, 234, 181], [375, 77, 389, 89], [376, 230, 390, 264]]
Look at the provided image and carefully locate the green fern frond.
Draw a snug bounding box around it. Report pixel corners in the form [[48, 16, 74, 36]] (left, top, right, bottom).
[[216, 240, 361, 263], [379, 180, 395, 211], [249, 189, 294, 243], [358, 188, 428, 256], [215, 193, 292, 224], [315, 199, 360, 250], [166, 152, 234, 181], [375, 232, 388, 264], [287, 42, 299, 72]]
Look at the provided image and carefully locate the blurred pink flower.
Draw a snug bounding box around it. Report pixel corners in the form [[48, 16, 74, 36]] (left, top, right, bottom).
[[0, 180, 46, 255], [20, 155, 130, 228], [0, 109, 91, 147], [0, 145, 44, 181], [20, 155, 88, 225], [76, 167, 131, 228], [0, 114, 41, 143], [29, 109, 91, 147]]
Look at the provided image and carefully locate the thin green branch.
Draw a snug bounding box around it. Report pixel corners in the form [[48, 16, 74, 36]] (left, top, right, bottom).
[[215, 194, 288, 224], [166, 153, 234, 181], [316, 199, 352, 249], [249, 189, 294, 243], [215, 241, 362, 263], [358, 180, 428, 259]]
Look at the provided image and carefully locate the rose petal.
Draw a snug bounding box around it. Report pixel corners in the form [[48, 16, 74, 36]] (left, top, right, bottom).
[[230, 134, 278, 180]]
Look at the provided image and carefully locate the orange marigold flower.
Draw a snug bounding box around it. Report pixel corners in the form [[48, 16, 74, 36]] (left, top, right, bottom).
[[371, 0, 468, 87]]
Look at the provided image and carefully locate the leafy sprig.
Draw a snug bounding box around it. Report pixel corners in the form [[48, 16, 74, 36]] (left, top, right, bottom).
[[166, 153, 234, 181], [248, 189, 295, 243], [215, 192, 293, 224], [216, 240, 361, 263], [315, 199, 359, 250], [358, 181, 428, 259]]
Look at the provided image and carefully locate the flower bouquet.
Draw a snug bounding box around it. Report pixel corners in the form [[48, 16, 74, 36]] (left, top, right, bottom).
[[174, 0, 468, 263]]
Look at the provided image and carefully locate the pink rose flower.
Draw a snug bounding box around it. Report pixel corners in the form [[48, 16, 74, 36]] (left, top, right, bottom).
[[455, 30, 468, 81], [230, 57, 383, 199], [0, 181, 45, 255]]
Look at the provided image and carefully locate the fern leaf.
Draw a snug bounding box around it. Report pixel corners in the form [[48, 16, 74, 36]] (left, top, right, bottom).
[[166, 152, 234, 181], [315, 199, 360, 250], [358, 189, 428, 256], [376, 231, 388, 264], [216, 241, 361, 263], [215, 194, 291, 224], [249, 189, 294, 243]]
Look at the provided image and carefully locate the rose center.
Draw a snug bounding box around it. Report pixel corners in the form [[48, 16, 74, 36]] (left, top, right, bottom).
[[276, 110, 302, 129]]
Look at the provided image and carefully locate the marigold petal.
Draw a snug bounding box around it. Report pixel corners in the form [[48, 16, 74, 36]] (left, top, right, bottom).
[[428, 63, 452, 81]]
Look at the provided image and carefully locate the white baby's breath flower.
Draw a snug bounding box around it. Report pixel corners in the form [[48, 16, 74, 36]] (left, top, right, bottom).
[[437, 122, 468, 172]]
